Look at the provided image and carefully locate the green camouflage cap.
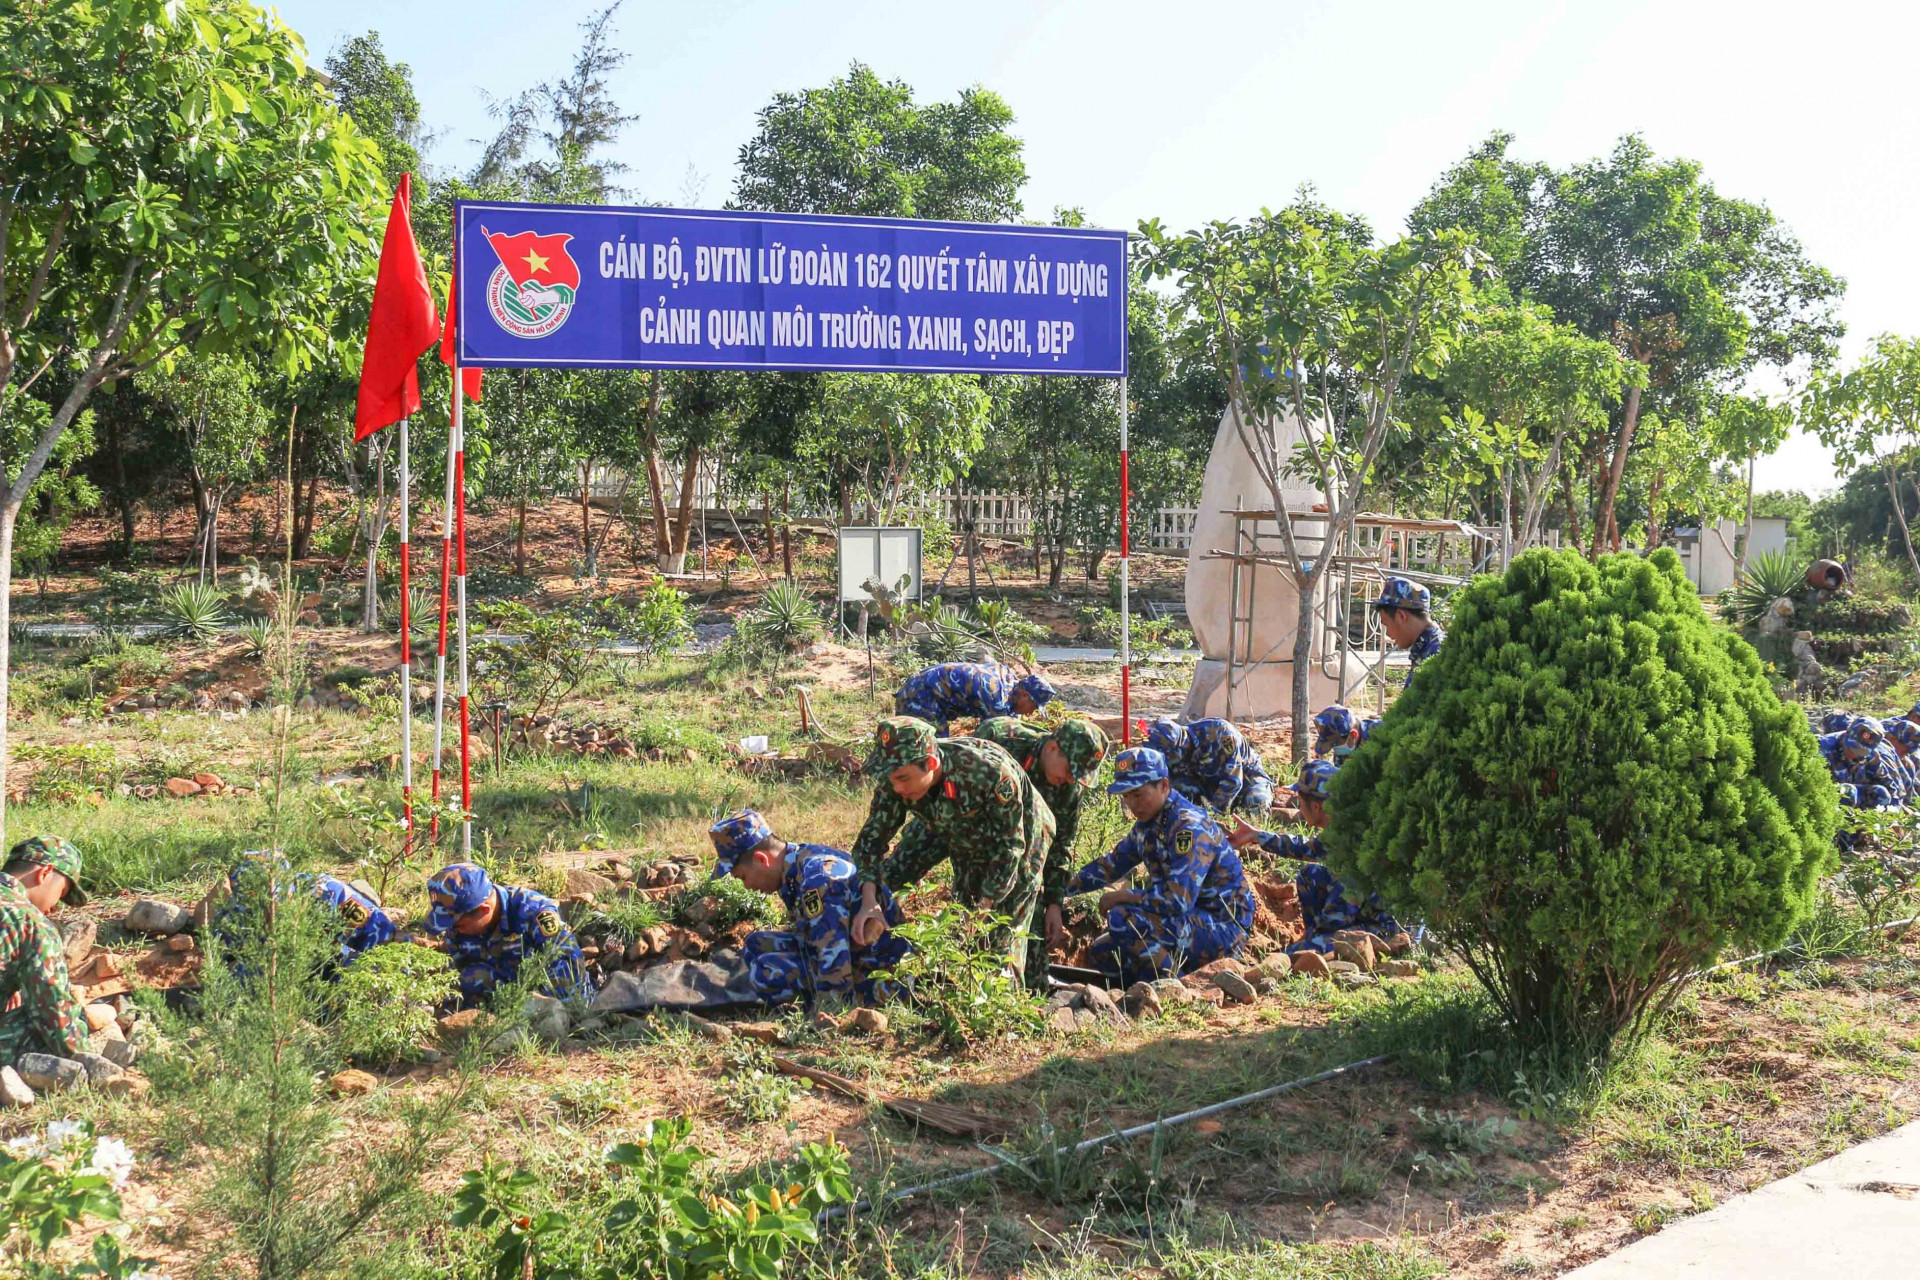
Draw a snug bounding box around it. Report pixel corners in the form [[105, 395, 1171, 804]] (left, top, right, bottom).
[[1052, 719, 1111, 787], [8, 835, 86, 906], [864, 716, 939, 775]]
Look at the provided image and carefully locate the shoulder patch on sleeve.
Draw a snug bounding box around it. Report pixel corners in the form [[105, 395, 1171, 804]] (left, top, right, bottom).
[[802, 887, 824, 919], [534, 909, 563, 940], [338, 896, 370, 927], [1174, 828, 1194, 856]]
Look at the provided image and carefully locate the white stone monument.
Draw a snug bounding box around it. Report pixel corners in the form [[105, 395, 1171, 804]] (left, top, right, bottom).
[[1178, 405, 1363, 723]]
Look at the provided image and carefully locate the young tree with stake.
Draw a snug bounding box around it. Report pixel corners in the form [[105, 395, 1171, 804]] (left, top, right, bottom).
[[1142, 202, 1482, 759]]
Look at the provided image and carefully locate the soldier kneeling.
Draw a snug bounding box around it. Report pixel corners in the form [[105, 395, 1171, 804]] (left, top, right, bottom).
[[709, 810, 911, 1008], [1062, 747, 1253, 984]]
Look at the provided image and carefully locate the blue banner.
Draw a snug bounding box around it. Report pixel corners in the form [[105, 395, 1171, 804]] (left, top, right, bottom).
[[453, 201, 1128, 376]]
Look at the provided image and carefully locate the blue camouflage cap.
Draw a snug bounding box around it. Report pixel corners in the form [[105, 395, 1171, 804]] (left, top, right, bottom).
[[1371, 577, 1430, 613], [1106, 746, 1170, 794], [709, 809, 773, 879], [1144, 719, 1188, 759], [1312, 705, 1360, 753], [1821, 710, 1854, 734], [1014, 674, 1056, 708], [426, 862, 494, 932], [1885, 718, 1920, 753], [1296, 759, 1339, 803], [1844, 719, 1885, 758]]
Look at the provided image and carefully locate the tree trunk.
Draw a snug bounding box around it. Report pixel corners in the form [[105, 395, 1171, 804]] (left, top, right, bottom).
[[579, 460, 594, 557], [1590, 381, 1644, 560], [1734, 451, 1757, 580], [1291, 572, 1315, 762], [837, 479, 852, 527], [662, 444, 702, 574], [514, 484, 529, 577], [781, 482, 793, 580], [1644, 465, 1664, 551], [0, 502, 14, 848], [1881, 460, 1920, 585], [106, 410, 135, 558], [362, 443, 388, 631]]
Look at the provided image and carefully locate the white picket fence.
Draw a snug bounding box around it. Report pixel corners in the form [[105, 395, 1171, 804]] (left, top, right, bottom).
[[582, 467, 1199, 552], [929, 491, 1199, 552]]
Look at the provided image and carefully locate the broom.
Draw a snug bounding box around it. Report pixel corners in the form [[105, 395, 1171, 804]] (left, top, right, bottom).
[[772, 1055, 1009, 1139]]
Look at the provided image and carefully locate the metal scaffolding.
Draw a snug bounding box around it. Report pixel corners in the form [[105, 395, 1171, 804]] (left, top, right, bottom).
[[1203, 509, 1490, 726]]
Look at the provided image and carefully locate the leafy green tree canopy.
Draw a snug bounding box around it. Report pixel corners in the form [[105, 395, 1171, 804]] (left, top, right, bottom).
[[733, 60, 1026, 220]]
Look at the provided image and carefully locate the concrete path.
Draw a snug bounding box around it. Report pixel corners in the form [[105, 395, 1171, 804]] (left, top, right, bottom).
[[1563, 1120, 1920, 1277]]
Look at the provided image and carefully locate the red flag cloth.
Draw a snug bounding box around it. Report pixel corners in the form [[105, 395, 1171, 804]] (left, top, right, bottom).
[[439, 269, 484, 403], [355, 173, 440, 439], [482, 227, 583, 290]]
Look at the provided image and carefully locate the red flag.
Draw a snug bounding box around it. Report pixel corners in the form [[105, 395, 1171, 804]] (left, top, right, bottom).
[[439, 266, 483, 403], [355, 173, 440, 439], [482, 227, 582, 290]]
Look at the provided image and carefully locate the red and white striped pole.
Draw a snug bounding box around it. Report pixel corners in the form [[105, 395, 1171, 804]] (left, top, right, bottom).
[[398, 417, 413, 857], [429, 375, 456, 842], [455, 399, 472, 857], [1119, 375, 1131, 745]]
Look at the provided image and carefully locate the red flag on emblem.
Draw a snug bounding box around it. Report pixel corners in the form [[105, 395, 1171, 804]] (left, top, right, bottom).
[[355, 173, 441, 439], [482, 227, 582, 290], [439, 264, 483, 403]]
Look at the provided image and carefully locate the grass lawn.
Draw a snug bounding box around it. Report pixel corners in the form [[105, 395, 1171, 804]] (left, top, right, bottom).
[[3, 619, 1915, 1279]]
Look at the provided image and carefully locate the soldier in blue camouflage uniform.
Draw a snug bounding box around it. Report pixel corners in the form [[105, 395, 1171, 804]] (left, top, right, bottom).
[[1311, 705, 1378, 763], [1145, 717, 1274, 813], [0, 837, 88, 1062], [1373, 578, 1444, 669], [970, 716, 1110, 955], [709, 809, 911, 1007], [1229, 761, 1406, 955], [214, 852, 397, 971], [849, 716, 1056, 987], [1836, 720, 1907, 806], [1061, 747, 1253, 983], [893, 662, 1055, 735], [424, 862, 593, 1008], [1881, 718, 1920, 795]]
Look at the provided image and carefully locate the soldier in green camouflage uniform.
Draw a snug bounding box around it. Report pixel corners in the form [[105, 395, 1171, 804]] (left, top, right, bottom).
[[0, 837, 89, 1062], [850, 716, 1057, 987], [971, 716, 1110, 959]]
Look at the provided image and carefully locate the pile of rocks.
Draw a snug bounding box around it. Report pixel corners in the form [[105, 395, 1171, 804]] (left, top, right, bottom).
[[556, 856, 769, 983]]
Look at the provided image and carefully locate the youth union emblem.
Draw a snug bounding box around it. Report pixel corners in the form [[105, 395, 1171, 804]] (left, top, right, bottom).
[[481, 226, 581, 339]]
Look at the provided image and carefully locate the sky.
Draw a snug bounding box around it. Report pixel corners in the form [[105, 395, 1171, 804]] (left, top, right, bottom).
[[272, 0, 1920, 496]]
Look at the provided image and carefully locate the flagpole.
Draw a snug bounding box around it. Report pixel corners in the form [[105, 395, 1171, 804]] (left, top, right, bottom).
[[430, 383, 456, 842], [455, 378, 472, 858], [398, 416, 413, 857]]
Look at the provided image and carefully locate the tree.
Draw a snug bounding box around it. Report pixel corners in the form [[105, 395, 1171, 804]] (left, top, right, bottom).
[[1326, 548, 1835, 1051], [138, 353, 268, 583], [0, 0, 385, 842], [734, 61, 1025, 222], [796, 373, 991, 526], [322, 31, 423, 188], [1443, 300, 1640, 565], [1142, 198, 1483, 758], [0, 392, 97, 595], [1412, 133, 1844, 555], [1801, 335, 1920, 583]]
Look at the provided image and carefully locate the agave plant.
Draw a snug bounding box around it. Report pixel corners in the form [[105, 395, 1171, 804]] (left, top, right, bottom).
[[742, 580, 824, 653], [239, 617, 276, 662], [1728, 548, 1806, 629], [158, 580, 233, 642]]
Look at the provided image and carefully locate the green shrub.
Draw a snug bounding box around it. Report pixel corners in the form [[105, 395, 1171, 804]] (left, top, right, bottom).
[[892, 905, 1045, 1049], [1725, 548, 1806, 628], [629, 715, 725, 756], [740, 580, 823, 655], [157, 579, 233, 640], [1326, 549, 1837, 1052], [333, 943, 460, 1066]]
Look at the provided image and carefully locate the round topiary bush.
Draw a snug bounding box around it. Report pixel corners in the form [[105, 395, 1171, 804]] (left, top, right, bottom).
[[1325, 548, 1837, 1049]]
